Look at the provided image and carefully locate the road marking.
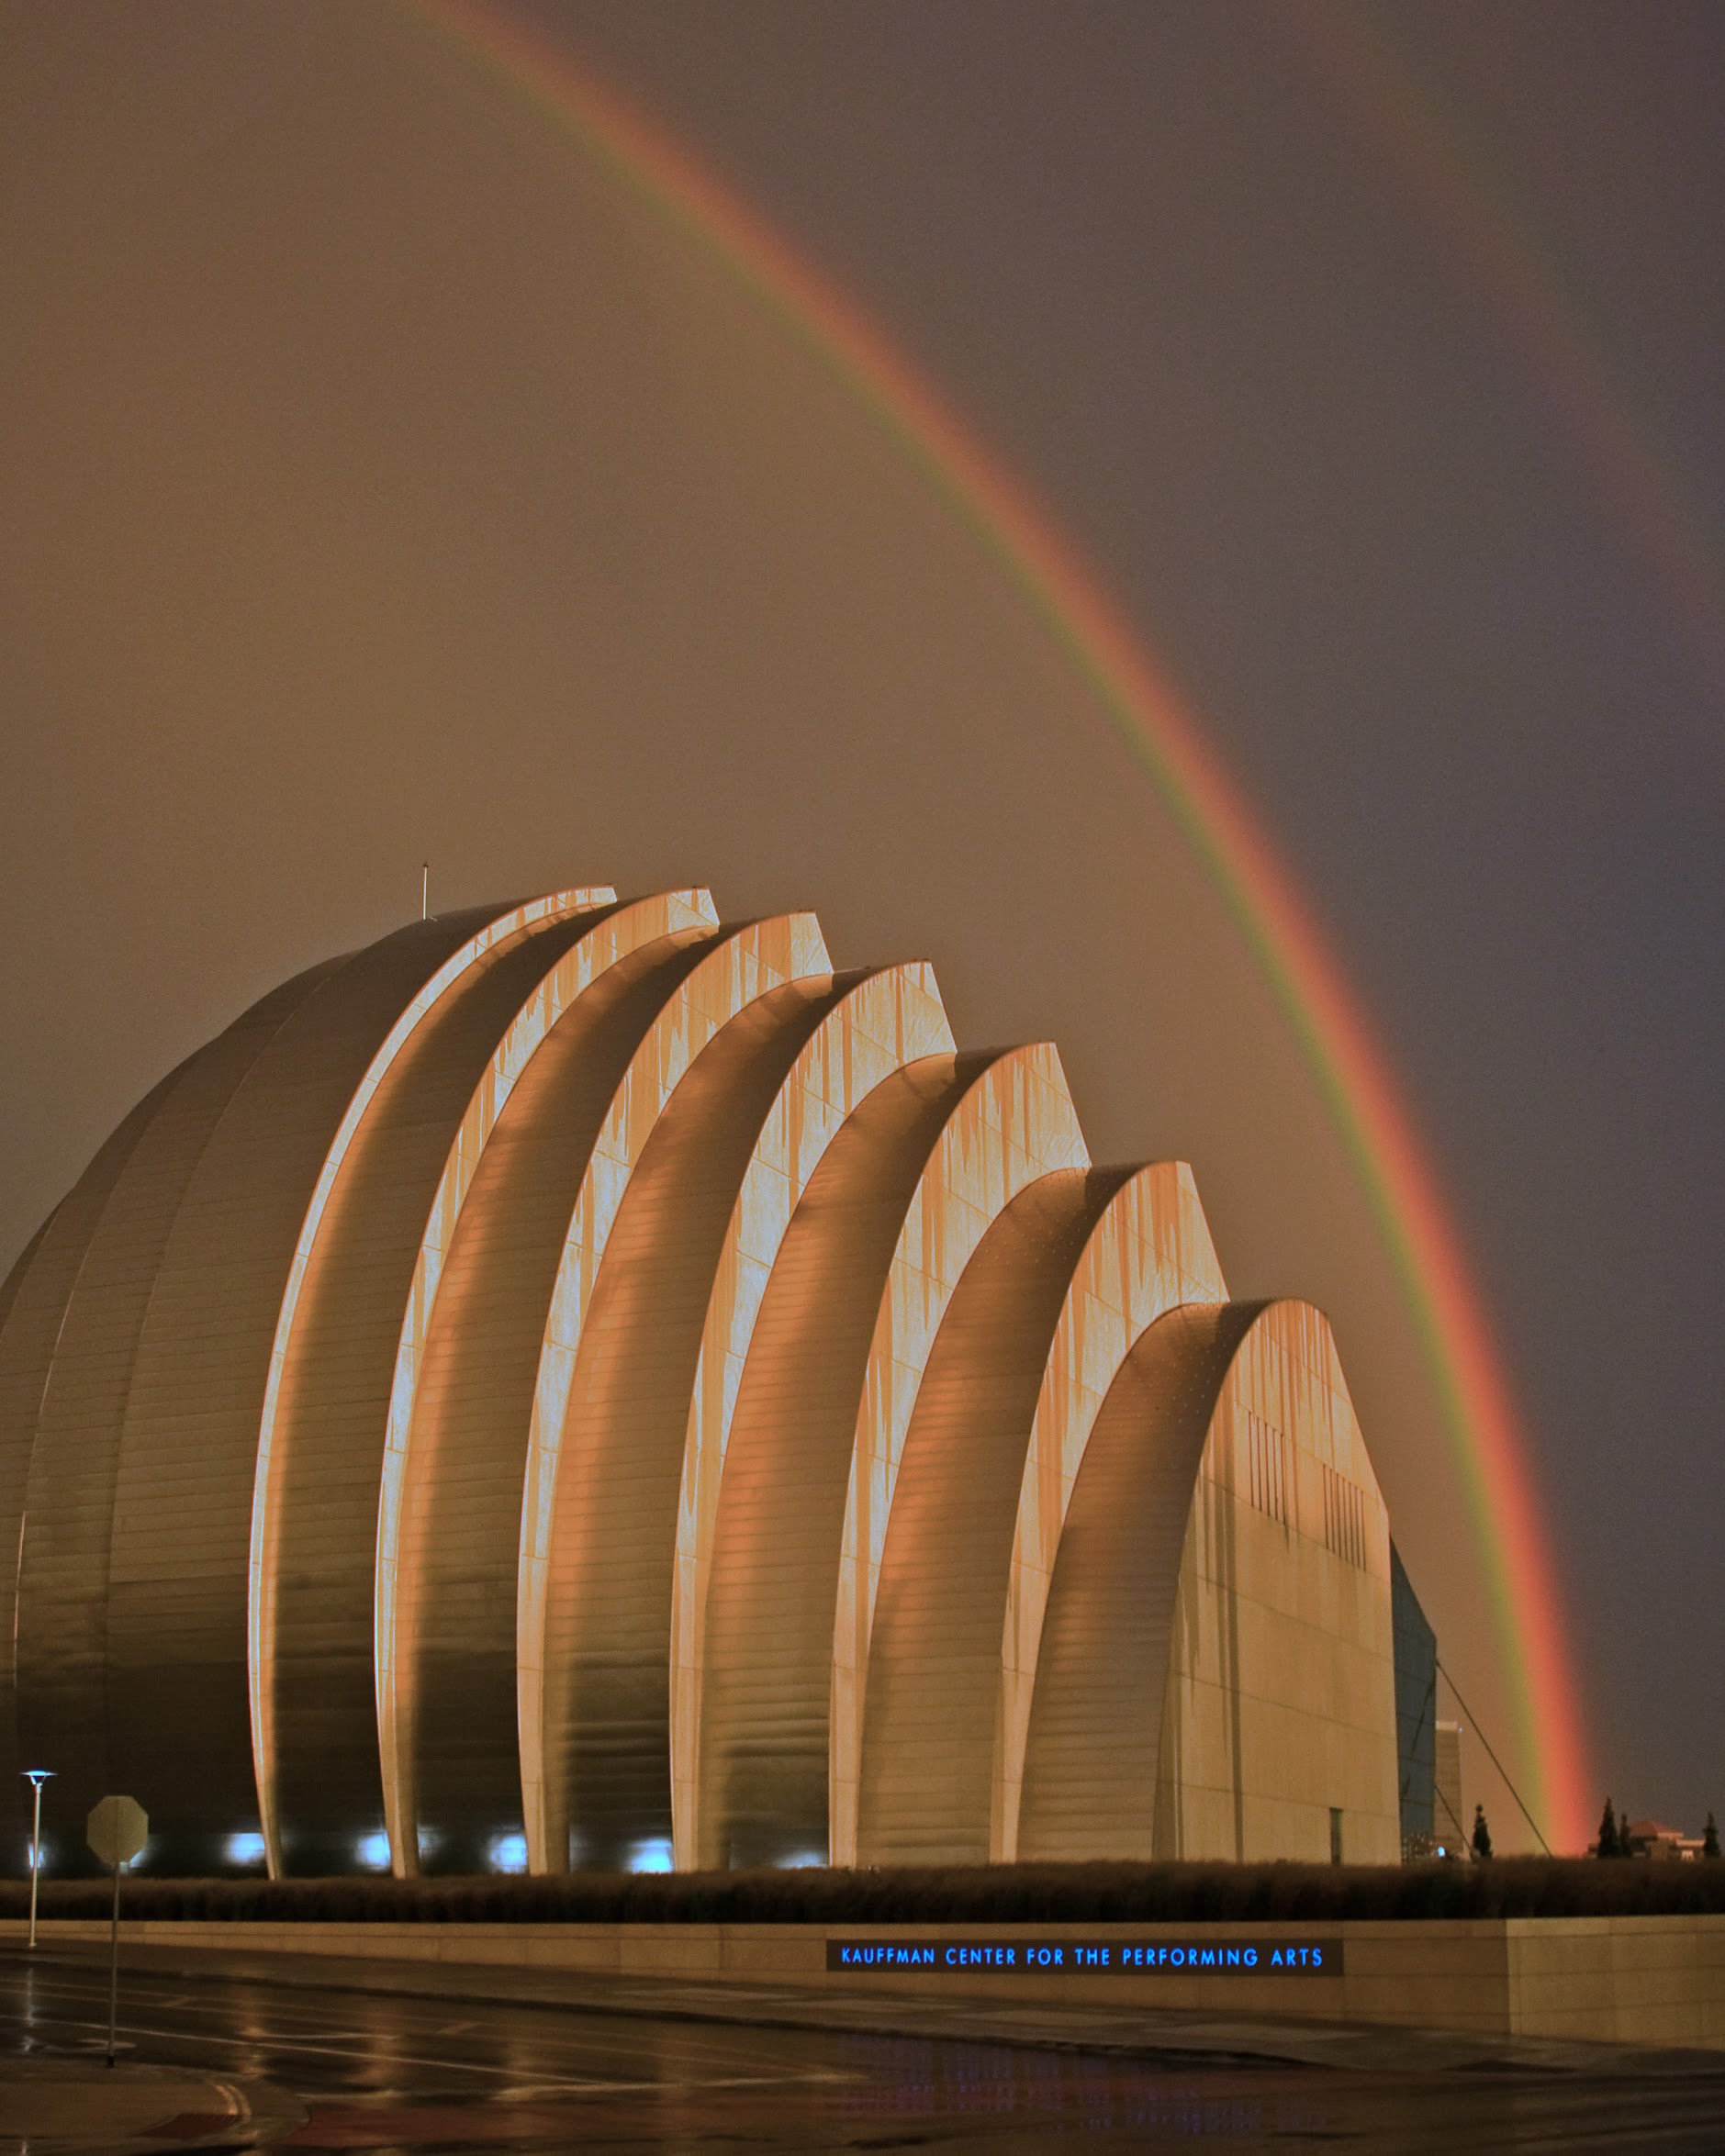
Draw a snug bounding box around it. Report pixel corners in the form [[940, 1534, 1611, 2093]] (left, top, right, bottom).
[[17, 2010, 861, 2095], [8, 1980, 753, 2071], [494, 2069, 860, 2099], [7, 1972, 813, 2075]]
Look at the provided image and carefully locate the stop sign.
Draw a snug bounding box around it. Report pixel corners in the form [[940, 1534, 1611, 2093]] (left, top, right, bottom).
[[87, 1794, 148, 1868]]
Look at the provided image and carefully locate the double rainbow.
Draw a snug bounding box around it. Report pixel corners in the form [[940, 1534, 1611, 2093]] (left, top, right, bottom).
[[403, 0, 1593, 1851]]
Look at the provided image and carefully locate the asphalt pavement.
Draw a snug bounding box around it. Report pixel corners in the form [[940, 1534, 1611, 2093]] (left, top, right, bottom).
[[5, 1940, 1725, 2152]]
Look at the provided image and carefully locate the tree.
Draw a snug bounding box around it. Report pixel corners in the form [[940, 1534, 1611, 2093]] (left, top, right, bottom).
[[1596, 1797, 1620, 1859], [1704, 1813, 1719, 1860], [1471, 1804, 1494, 1860]]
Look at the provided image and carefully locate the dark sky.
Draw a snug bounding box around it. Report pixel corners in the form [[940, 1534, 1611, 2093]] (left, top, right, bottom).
[[2, 1, 1719, 1845]]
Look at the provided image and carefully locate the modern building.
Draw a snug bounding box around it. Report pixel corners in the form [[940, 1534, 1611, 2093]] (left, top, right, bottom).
[[1621, 1820, 1708, 1861], [1392, 1546, 1438, 1854], [1434, 1721, 1467, 1855], [1, 888, 1424, 1877]]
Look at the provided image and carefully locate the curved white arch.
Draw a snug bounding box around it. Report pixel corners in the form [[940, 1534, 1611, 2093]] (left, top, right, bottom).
[[373, 889, 718, 1870], [666, 961, 955, 1863], [516, 911, 832, 1871], [247, 887, 612, 1871], [995, 1157, 1227, 1855], [828, 1042, 1088, 1862], [690, 1043, 1087, 1869], [1017, 1296, 1398, 1863]]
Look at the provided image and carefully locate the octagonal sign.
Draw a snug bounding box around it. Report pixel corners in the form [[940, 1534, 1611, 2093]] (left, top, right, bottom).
[[87, 1794, 148, 1868]]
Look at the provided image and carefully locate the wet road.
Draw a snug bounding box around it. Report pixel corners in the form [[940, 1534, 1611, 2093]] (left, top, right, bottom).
[[6, 1952, 1725, 2152]]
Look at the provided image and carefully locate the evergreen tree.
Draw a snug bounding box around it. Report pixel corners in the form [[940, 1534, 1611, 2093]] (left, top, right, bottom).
[[1596, 1797, 1619, 1858], [1704, 1812, 1719, 1860], [1471, 1804, 1493, 1860]]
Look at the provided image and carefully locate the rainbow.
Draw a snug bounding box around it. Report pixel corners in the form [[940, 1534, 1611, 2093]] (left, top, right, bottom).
[[400, 0, 1593, 1850]]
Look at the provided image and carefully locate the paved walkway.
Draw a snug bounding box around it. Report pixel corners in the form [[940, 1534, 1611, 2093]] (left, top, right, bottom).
[[3, 1940, 1725, 2156], [12, 1947, 1725, 2155], [0, 2052, 302, 2154], [7, 1936, 1724, 2084]]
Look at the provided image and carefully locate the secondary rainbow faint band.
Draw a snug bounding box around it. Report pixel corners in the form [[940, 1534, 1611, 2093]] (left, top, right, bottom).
[[1294, 0, 1725, 747], [404, 0, 1594, 1852]]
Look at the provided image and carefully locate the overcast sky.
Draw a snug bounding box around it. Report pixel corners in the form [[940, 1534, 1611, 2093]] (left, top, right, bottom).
[[2, 1, 1719, 1844]]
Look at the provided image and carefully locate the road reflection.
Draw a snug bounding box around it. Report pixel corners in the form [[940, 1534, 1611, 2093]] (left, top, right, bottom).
[[5, 1951, 1725, 2151]]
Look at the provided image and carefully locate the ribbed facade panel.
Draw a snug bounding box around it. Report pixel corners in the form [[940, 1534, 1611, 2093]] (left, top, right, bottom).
[[546, 973, 857, 1868], [996, 1157, 1229, 1856], [377, 895, 719, 1873], [106, 902, 597, 1868], [517, 914, 834, 1870], [1019, 1301, 1262, 1860], [1, 889, 1403, 1874], [668, 962, 954, 1864], [15, 959, 345, 1840], [253, 900, 613, 1871], [858, 1167, 1112, 1865], [0, 1064, 188, 1799]]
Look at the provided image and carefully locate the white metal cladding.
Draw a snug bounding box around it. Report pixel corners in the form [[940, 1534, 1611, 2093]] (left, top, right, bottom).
[[0, 889, 1400, 1876]]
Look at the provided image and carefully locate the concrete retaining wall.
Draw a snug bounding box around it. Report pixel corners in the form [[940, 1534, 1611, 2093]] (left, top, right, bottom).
[[6, 1916, 1721, 2049]]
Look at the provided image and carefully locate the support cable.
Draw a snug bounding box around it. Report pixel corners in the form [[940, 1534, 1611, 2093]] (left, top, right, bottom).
[[1437, 1658, 1553, 1856]]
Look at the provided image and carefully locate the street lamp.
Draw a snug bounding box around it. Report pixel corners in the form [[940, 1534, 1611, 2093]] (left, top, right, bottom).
[[23, 1771, 53, 1949]]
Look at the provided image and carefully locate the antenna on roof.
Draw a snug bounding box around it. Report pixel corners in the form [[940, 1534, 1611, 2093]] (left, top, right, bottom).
[[421, 863, 429, 922]]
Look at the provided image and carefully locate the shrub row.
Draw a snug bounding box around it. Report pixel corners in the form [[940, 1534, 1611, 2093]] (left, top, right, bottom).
[[4, 1858, 1725, 1926]]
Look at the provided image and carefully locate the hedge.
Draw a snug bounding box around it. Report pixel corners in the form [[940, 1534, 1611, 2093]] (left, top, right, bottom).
[[5, 1858, 1725, 1926]]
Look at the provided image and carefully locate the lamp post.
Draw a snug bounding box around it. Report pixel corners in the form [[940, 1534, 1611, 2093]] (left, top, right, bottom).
[[24, 1771, 53, 1949]]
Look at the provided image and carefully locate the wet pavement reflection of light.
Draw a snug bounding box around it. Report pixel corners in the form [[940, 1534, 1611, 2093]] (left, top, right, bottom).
[[6, 1953, 1725, 2151]]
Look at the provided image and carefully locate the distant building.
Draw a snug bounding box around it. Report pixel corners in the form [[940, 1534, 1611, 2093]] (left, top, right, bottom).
[[2, 888, 1415, 1878], [1434, 1721, 1466, 1854], [1622, 1819, 1707, 1861]]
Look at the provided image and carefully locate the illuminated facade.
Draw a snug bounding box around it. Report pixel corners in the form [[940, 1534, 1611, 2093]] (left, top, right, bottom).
[[0, 890, 1405, 1876]]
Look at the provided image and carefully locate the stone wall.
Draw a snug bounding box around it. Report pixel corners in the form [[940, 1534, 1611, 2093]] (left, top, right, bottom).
[[6, 1916, 1721, 2049]]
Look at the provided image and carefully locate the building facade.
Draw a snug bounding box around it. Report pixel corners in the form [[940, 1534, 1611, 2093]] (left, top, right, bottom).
[[1392, 1545, 1439, 1853], [1, 889, 1408, 1876]]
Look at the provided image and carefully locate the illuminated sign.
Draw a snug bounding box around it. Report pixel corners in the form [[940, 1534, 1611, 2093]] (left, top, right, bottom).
[[825, 1938, 1343, 1975]]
